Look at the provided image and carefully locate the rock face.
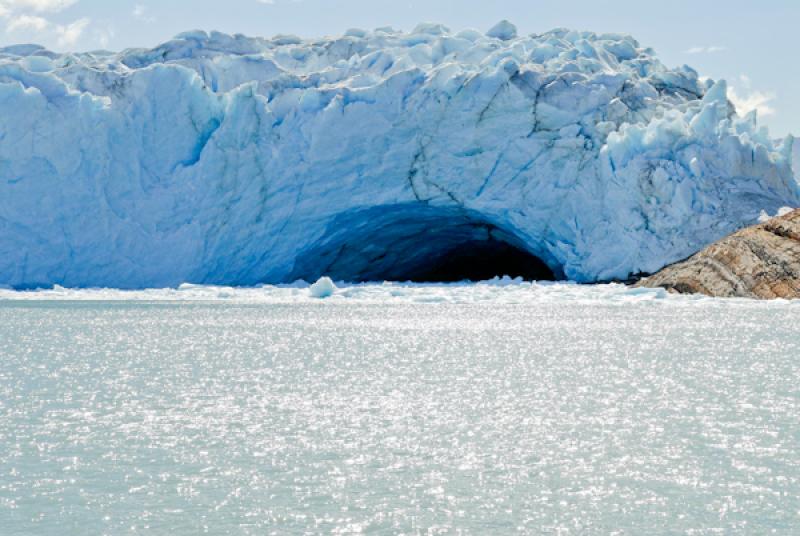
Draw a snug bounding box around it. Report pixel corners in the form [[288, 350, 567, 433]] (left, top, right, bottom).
[[0, 24, 798, 288], [636, 209, 800, 299]]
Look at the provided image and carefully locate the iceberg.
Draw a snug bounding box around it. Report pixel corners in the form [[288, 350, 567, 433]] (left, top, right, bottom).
[[0, 22, 797, 288], [309, 276, 337, 299]]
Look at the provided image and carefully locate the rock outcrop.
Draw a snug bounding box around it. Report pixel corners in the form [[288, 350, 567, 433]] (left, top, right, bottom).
[[636, 209, 800, 299]]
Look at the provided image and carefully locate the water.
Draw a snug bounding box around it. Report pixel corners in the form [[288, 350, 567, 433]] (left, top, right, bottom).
[[1, 282, 800, 534]]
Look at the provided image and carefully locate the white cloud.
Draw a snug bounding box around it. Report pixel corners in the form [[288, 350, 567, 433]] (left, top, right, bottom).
[[132, 4, 155, 22], [6, 13, 48, 31], [0, 0, 93, 49], [2, 0, 77, 13], [55, 16, 88, 46], [728, 88, 775, 118], [728, 75, 776, 118], [686, 45, 727, 54], [93, 24, 114, 48]]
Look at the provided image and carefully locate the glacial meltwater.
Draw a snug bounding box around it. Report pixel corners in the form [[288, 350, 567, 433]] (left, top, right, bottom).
[[1, 281, 800, 534]]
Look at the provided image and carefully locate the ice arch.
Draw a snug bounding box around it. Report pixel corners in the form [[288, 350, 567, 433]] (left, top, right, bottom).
[[0, 25, 797, 289], [289, 205, 559, 283]]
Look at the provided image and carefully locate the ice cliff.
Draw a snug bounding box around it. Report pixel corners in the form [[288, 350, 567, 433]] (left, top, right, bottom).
[[794, 141, 800, 183], [0, 22, 798, 288]]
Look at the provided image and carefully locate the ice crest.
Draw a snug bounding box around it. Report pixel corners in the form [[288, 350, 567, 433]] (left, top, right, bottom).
[[486, 20, 517, 41]]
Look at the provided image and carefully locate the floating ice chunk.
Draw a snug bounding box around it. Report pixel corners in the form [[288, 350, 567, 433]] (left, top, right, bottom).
[[309, 277, 337, 298], [624, 286, 668, 299]]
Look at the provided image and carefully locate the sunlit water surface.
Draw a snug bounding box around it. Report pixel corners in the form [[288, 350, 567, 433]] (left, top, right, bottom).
[[1, 282, 799, 534]]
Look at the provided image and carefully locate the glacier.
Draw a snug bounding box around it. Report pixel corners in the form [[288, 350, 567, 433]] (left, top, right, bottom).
[[0, 21, 798, 288]]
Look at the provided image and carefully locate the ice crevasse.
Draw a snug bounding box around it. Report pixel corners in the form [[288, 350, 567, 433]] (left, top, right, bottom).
[[0, 21, 797, 288]]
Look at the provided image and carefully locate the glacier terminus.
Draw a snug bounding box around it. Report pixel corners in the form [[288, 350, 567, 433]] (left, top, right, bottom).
[[0, 21, 798, 288]]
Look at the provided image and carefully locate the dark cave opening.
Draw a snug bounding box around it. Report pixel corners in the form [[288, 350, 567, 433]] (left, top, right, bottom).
[[404, 238, 556, 283], [288, 204, 562, 284]]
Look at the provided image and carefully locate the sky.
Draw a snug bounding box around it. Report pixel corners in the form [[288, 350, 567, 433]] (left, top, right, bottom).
[[0, 0, 797, 137]]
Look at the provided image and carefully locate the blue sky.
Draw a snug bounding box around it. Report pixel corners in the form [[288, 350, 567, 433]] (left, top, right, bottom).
[[0, 0, 797, 137]]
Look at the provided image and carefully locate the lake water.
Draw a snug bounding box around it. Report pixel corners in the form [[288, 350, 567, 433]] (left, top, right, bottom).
[[1, 281, 800, 534]]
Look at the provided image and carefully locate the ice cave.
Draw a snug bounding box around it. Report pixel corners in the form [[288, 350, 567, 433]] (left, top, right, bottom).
[[0, 22, 797, 288], [288, 205, 559, 283]]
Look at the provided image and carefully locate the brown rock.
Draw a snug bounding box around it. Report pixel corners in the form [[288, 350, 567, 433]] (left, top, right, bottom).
[[635, 209, 800, 299]]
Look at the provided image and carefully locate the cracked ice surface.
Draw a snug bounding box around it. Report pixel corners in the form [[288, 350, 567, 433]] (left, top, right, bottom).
[[0, 23, 797, 288]]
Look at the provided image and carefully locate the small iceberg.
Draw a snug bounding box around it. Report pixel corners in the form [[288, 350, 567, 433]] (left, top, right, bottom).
[[309, 277, 337, 299]]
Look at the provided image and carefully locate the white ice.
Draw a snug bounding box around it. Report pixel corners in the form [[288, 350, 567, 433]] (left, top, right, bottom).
[[0, 22, 797, 288], [2, 278, 800, 307], [309, 276, 337, 298]]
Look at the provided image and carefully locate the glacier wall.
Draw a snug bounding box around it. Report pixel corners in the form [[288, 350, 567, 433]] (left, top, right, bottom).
[[794, 141, 800, 183], [0, 22, 798, 288]]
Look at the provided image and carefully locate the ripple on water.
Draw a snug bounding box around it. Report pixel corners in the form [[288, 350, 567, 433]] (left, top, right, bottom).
[[0, 290, 799, 534]]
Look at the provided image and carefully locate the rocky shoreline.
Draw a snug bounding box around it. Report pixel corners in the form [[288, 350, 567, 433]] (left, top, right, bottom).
[[636, 209, 800, 299]]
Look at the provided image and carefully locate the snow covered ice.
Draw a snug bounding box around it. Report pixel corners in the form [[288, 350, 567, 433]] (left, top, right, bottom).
[[0, 22, 797, 288]]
